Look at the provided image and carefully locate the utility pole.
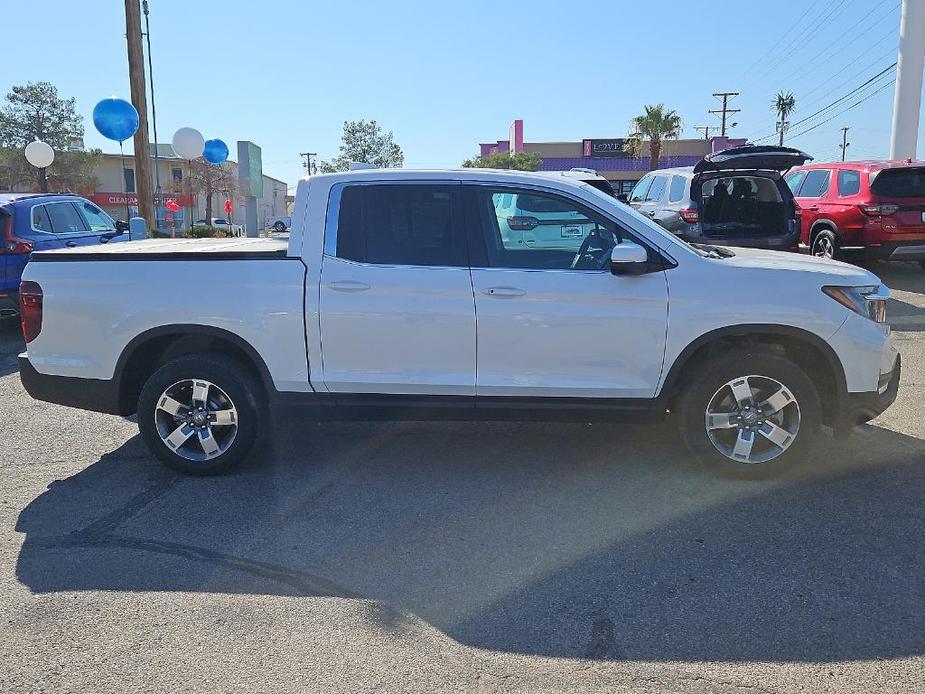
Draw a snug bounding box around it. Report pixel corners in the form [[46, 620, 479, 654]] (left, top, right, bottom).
[[142, 0, 161, 228], [709, 92, 741, 137], [839, 126, 851, 161], [300, 151, 317, 175], [693, 125, 713, 140], [125, 0, 154, 231]]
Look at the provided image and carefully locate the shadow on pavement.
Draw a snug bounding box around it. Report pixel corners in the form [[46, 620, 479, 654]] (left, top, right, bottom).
[[0, 318, 24, 378], [15, 418, 925, 662]]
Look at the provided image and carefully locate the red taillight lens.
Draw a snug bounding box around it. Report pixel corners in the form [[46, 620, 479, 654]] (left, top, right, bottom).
[[860, 204, 899, 216], [19, 281, 43, 343], [679, 208, 699, 223], [507, 216, 539, 231], [2, 214, 33, 254]]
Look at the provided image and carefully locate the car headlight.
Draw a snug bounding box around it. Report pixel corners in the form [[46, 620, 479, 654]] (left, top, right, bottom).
[[822, 285, 888, 323]]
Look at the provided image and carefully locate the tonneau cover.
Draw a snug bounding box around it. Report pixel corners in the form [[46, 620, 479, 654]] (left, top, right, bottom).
[[30, 236, 289, 261]]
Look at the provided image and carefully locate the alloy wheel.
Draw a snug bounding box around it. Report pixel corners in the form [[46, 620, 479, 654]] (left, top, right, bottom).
[[704, 375, 801, 464], [154, 379, 238, 462], [812, 236, 834, 258]]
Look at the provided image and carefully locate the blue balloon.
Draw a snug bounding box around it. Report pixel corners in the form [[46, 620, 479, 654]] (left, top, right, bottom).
[[92, 98, 139, 142], [203, 138, 229, 165]]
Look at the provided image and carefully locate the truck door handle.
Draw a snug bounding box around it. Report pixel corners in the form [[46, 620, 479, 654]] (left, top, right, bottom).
[[65, 240, 77, 247], [328, 280, 370, 292], [805, 205, 819, 211], [482, 286, 526, 297]]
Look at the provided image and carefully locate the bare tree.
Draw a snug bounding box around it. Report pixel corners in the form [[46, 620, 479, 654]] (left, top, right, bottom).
[[188, 160, 237, 224]]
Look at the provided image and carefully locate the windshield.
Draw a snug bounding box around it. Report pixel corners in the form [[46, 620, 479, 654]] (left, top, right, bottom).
[[578, 181, 703, 255]]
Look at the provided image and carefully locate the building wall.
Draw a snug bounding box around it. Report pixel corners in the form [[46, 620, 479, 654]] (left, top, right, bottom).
[[92, 151, 289, 231]]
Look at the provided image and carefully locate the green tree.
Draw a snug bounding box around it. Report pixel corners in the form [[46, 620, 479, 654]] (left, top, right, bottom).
[[0, 81, 98, 192], [773, 91, 796, 146], [319, 119, 404, 172], [461, 151, 542, 171], [624, 104, 682, 171]]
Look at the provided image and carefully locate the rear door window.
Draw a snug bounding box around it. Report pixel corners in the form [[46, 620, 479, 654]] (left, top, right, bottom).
[[668, 175, 687, 203], [645, 175, 668, 202], [837, 170, 861, 196], [798, 170, 830, 198], [31, 204, 52, 232], [335, 184, 466, 267], [45, 202, 90, 234]]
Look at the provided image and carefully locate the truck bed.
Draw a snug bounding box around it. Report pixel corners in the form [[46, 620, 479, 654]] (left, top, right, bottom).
[[30, 237, 288, 262]]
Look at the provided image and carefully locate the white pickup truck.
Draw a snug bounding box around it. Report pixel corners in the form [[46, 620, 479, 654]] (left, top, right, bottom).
[[19, 168, 900, 477]]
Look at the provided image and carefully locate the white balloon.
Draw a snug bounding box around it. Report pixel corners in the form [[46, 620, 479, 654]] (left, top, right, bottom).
[[25, 140, 54, 169], [171, 127, 204, 160]]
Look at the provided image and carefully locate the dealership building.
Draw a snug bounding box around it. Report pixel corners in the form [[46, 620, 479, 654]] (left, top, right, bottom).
[[479, 120, 746, 196], [88, 144, 288, 231]]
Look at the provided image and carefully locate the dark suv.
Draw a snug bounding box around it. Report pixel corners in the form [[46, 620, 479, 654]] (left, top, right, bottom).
[[627, 145, 810, 250], [1, 193, 130, 316]]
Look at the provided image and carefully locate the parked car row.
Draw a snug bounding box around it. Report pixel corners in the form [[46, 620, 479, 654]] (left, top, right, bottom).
[[194, 218, 244, 236], [620, 145, 925, 270]]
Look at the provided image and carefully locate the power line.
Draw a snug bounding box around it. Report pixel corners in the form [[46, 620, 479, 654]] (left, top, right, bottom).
[[786, 78, 896, 141], [774, 0, 899, 90], [743, 0, 853, 91], [738, 0, 826, 80], [751, 63, 896, 143]]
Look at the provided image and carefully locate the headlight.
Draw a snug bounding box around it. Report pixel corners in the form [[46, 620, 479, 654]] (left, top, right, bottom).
[[822, 285, 888, 323]]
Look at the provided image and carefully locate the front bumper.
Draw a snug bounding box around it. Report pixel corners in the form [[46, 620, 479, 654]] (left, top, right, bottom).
[[19, 355, 126, 415], [838, 353, 901, 429]]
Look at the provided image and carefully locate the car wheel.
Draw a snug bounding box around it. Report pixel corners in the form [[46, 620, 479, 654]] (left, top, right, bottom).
[[811, 228, 838, 260], [274, 221, 286, 232], [677, 348, 821, 479], [137, 353, 263, 475]]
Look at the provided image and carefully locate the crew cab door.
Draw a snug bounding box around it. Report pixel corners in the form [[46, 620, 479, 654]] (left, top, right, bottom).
[[319, 183, 477, 395], [466, 185, 668, 398]]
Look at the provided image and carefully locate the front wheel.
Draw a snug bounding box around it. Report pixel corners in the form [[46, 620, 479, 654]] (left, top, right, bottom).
[[138, 354, 263, 474], [273, 221, 287, 232], [677, 349, 821, 478]]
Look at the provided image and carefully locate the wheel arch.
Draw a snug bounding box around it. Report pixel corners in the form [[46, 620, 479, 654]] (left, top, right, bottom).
[[660, 325, 848, 424], [810, 218, 839, 239], [114, 324, 275, 415]]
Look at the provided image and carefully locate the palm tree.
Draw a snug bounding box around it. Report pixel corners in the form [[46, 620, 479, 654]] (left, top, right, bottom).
[[774, 91, 796, 146], [625, 104, 682, 171]]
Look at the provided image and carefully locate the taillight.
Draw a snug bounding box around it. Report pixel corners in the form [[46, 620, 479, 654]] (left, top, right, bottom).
[[19, 281, 43, 343], [679, 208, 699, 223], [2, 214, 33, 254], [507, 216, 539, 231], [860, 204, 899, 216]]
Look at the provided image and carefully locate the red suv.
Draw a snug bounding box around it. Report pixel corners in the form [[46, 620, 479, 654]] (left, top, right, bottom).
[[785, 160, 925, 268]]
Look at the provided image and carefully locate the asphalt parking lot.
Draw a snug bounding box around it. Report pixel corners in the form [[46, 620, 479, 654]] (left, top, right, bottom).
[[1, 261, 923, 694]]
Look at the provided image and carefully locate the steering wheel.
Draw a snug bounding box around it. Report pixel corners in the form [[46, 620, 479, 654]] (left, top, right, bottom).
[[570, 227, 612, 270]]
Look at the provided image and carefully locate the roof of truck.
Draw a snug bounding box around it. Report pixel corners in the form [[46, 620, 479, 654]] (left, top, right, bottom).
[[304, 167, 592, 190]]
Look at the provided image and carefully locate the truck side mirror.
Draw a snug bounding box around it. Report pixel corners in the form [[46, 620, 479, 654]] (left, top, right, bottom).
[[115, 220, 129, 232]]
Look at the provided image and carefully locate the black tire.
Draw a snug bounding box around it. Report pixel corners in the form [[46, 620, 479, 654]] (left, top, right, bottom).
[[810, 228, 838, 260], [137, 353, 264, 475], [273, 221, 286, 232], [677, 348, 821, 479]]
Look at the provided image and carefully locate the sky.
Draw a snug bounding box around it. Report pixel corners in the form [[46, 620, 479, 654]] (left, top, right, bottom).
[[2, 0, 920, 191]]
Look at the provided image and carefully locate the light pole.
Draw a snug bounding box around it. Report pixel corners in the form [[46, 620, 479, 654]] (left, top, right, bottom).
[[889, 0, 925, 159]]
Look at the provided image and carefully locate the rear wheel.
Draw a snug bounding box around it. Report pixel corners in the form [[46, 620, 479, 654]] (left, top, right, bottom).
[[678, 349, 821, 479], [273, 221, 287, 232], [138, 354, 263, 474], [810, 228, 838, 260]]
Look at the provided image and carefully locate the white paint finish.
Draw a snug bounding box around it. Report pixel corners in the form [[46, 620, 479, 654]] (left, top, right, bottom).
[[827, 312, 899, 393], [319, 255, 477, 394], [471, 268, 668, 397], [889, 0, 925, 159], [24, 258, 311, 391]]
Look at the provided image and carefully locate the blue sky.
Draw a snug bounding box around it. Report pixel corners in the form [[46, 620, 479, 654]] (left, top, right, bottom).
[[3, 0, 919, 189]]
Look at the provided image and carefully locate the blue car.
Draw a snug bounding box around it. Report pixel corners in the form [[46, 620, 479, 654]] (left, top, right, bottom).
[[1, 193, 132, 317]]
